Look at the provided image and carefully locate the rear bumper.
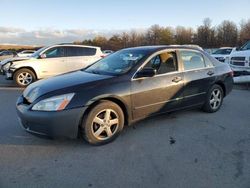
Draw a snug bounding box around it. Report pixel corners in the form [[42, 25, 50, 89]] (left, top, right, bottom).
[[16, 96, 87, 139]]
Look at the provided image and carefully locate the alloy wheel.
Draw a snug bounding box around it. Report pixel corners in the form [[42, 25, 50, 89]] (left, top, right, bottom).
[[210, 89, 222, 110], [91, 109, 119, 141], [17, 72, 33, 86]]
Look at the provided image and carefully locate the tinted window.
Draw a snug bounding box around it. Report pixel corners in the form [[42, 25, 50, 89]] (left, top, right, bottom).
[[44, 47, 65, 58], [241, 42, 250, 51], [180, 51, 206, 71], [212, 48, 232, 55], [144, 52, 178, 74], [67, 47, 97, 57]]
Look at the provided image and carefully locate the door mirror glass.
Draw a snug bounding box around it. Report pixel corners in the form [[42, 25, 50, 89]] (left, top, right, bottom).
[[39, 54, 46, 59], [136, 67, 156, 78]]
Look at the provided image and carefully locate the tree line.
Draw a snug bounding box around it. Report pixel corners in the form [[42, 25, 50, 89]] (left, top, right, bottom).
[[75, 18, 250, 51]]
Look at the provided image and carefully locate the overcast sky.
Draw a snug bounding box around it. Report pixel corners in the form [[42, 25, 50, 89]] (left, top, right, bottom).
[[0, 0, 249, 45]]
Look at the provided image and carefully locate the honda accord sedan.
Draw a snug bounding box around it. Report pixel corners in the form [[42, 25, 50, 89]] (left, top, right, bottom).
[[16, 46, 233, 145]]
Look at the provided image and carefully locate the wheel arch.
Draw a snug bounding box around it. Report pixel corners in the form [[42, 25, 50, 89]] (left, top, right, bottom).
[[214, 81, 226, 97], [81, 96, 130, 127], [13, 66, 38, 80]]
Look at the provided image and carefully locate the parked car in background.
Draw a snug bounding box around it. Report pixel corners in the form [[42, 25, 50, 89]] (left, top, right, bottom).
[[4, 44, 103, 87], [211, 47, 234, 63], [0, 50, 17, 61], [204, 48, 219, 54], [228, 40, 250, 76], [16, 45, 233, 145], [102, 50, 114, 57], [17, 50, 36, 57]]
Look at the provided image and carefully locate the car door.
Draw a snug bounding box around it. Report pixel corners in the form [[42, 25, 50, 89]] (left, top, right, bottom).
[[131, 50, 184, 120], [179, 49, 216, 107], [37, 47, 68, 78], [66, 46, 98, 72]]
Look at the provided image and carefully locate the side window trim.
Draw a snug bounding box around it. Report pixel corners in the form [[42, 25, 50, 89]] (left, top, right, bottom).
[[179, 49, 208, 71], [132, 49, 180, 80]]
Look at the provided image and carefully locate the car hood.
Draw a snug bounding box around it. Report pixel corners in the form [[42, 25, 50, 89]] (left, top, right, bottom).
[[0, 56, 31, 66], [23, 71, 114, 103], [230, 50, 250, 57]]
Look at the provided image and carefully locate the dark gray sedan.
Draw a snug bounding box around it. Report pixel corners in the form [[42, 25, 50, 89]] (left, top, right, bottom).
[[16, 46, 233, 145]]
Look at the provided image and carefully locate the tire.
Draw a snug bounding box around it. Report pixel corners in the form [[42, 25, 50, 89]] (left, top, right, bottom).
[[202, 84, 224, 113], [14, 68, 36, 87], [81, 101, 124, 145]]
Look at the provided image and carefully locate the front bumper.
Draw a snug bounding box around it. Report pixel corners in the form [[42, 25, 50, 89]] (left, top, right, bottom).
[[5, 70, 13, 80], [16, 96, 87, 139], [0, 65, 5, 75], [230, 65, 250, 72]]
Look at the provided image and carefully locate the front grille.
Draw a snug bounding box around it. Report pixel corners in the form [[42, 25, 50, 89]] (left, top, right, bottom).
[[231, 61, 246, 66], [230, 56, 246, 67], [231, 57, 245, 61]]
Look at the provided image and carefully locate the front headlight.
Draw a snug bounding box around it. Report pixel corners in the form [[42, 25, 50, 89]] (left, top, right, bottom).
[[3, 62, 11, 71], [32, 93, 75, 111]]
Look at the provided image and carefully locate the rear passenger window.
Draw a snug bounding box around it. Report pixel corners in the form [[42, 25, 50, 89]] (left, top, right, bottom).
[[180, 50, 206, 71], [67, 47, 97, 57], [144, 51, 178, 75]]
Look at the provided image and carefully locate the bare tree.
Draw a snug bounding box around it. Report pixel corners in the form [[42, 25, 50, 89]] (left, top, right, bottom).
[[239, 19, 250, 45], [196, 18, 216, 48], [76, 18, 250, 50], [216, 20, 238, 47], [175, 26, 194, 44]]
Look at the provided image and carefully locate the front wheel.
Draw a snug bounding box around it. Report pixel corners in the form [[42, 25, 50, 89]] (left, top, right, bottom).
[[14, 68, 36, 87], [81, 101, 124, 145], [203, 84, 224, 113]]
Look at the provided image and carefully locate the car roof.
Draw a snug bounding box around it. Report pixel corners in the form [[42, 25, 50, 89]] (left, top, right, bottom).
[[123, 45, 204, 53], [54, 43, 100, 49]]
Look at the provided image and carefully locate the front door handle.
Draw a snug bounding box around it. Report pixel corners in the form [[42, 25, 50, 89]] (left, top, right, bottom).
[[172, 76, 182, 83], [207, 71, 214, 76]]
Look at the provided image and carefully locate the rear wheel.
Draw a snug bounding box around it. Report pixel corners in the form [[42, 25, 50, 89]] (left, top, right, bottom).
[[203, 84, 224, 113], [14, 68, 36, 87], [81, 101, 124, 145]]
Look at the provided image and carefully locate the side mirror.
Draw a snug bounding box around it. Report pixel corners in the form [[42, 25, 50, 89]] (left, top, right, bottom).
[[136, 67, 156, 78], [236, 47, 240, 51], [39, 54, 46, 59]]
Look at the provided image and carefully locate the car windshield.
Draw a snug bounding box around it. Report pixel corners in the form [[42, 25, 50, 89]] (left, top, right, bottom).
[[84, 49, 149, 75], [31, 47, 47, 58], [212, 48, 232, 55], [240, 42, 250, 51]]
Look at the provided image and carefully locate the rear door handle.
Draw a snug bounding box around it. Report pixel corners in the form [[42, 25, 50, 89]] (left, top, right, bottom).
[[207, 71, 214, 76], [172, 76, 182, 83]]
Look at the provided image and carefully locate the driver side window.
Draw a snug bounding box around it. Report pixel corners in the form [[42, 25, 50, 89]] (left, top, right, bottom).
[[43, 47, 65, 58], [144, 51, 178, 75]]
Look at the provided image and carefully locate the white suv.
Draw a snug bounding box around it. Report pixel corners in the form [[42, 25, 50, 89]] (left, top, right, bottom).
[[228, 41, 250, 76], [4, 44, 103, 87]]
